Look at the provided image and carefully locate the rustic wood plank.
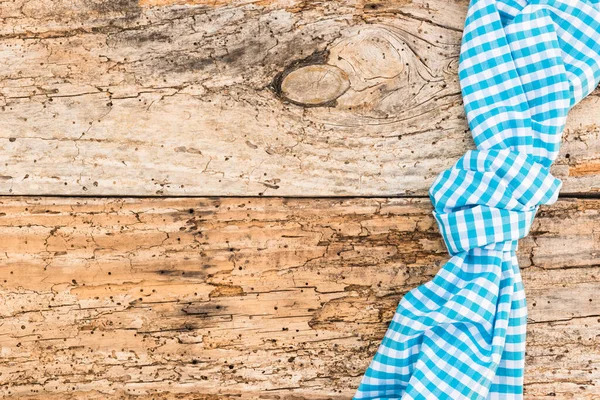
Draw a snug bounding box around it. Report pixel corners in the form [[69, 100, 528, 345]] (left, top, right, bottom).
[[1, 0, 599, 196], [0, 196, 598, 399]]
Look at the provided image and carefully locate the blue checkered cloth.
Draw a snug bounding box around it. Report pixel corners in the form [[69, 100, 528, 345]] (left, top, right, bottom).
[[353, 0, 600, 398]]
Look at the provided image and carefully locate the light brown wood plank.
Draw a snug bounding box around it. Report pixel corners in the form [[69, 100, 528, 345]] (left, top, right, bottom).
[[0, 0, 599, 196], [0, 196, 598, 399]]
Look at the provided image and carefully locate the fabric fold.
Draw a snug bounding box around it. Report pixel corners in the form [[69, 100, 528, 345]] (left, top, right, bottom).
[[353, 0, 600, 398]]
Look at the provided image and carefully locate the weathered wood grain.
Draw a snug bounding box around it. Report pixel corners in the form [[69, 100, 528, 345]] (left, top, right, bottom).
[[0, 196, 598, 399], [1, 0, 599, 196], [2, 0, 599, 399]]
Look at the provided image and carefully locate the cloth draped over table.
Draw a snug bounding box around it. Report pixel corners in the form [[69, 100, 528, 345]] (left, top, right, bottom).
[[353, 0, 600, 399]]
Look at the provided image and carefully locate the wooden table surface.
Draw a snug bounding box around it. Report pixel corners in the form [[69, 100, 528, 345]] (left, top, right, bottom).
[[0, 0, 599, 398]]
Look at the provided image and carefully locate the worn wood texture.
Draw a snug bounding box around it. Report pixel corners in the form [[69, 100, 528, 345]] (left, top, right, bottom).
[[1, 0, 599, 196], [0, 196, 598, 399], [2, 0, 599, 398]]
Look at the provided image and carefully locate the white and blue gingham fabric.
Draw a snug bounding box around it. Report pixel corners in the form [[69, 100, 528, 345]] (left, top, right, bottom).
[[354, 0, 600, 398]]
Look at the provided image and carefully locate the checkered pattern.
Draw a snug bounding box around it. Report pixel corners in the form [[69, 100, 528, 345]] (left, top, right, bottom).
[[353, 0, 600, 399]]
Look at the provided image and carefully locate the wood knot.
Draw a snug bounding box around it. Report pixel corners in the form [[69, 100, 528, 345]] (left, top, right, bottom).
[[280, 64, 350, 107], [271, 50, 349, 107]]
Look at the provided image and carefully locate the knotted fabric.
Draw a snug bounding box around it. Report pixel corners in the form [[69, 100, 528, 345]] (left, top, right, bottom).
[[353, 0, 600, 398]]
